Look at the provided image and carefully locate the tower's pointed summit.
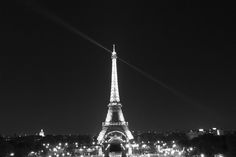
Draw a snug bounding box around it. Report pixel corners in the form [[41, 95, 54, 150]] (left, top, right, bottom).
[[110, 44, 120, 103], [113, 44, 115, 52]]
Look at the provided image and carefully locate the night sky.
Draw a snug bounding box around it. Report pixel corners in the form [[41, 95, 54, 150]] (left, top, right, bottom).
[[0, 1, 236, 135]]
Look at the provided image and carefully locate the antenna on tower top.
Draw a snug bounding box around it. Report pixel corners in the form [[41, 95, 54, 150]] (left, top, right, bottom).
[[111, 44, 117, 58], [113, 44, 115, 52]]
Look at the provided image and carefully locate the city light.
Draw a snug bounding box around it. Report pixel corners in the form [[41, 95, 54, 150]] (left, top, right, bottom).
[[199, 128, 204, 132]]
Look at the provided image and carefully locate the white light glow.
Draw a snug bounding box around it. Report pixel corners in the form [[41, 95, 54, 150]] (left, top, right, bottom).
[[199, 128, 204, 132], [39, 129, 45, 137]]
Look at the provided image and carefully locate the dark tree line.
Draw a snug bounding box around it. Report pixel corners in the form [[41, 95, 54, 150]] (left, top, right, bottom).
[[0, 134, 92, 157], [135, 131, 236, 157]]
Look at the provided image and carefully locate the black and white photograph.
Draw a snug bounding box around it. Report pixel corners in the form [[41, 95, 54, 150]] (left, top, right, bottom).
[[0, 1, 236, 157]]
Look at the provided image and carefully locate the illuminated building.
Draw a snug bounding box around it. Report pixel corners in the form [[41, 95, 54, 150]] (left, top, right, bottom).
[[209, 127, 224, 136], [97, 45, 133, 155], [39, 129, 45, 137]]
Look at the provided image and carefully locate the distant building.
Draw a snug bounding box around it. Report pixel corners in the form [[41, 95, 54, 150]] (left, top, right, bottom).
[[187, 129, 205, 139], [187, 128, 224, 139], [216, 129, 224, 136], [209, 128, 224, 136], [39, 129, 45, 137]]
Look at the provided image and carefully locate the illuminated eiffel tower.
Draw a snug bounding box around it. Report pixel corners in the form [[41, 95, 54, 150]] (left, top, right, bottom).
[[97, 45, 133, 155]]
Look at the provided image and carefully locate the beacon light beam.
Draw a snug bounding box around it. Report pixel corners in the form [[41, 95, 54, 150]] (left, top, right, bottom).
[[24, 0, 111, 54], [118, 58, 203, 108], [25, 2, 207, 110]]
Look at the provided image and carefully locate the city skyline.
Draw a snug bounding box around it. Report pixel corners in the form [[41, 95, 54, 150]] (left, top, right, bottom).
[[0, 1, 236, 135]]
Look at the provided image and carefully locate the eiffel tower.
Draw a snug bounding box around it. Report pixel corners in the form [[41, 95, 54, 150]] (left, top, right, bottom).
[[97, 45, 133, 155]]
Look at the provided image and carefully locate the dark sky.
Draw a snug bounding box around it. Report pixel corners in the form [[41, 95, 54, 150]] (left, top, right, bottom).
[[0, 1, 236, 135]]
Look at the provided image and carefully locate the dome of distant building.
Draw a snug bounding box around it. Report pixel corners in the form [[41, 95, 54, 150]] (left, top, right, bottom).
[[39, 129, 45, 137]]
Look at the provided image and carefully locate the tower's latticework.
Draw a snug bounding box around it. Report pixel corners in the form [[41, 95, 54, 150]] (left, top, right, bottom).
[[97, 45, 133, 145]]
